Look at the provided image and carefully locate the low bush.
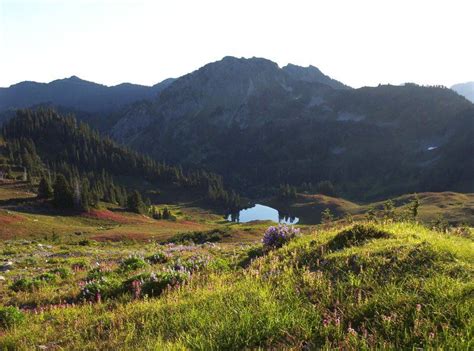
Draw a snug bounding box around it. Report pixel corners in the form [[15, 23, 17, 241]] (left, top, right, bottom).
[[327, 224, 391, 251], [79, 277, 122, 301], [140, 270, 189, 297], [86, 267, 113, 280], [166, 228, 231, 244], [10, 278, 43, 292], [37, 272, 57, 283], [119, 256, 147, 272], [51, 267, 72, 279], [0, 307, 25, 329], [169, 256, 209, 272], [68, 258, 89, 270], [146, 251, 170, 264]]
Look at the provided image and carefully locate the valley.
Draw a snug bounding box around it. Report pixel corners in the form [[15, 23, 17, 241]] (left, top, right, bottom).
[[0, 58, 472, 350]]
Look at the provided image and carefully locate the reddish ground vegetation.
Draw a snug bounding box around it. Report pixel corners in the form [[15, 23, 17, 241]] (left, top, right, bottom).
[[0, 211, 25, 225], [82, 209, 146, 224]]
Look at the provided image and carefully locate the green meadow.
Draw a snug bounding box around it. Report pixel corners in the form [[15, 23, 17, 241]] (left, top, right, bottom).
[[0, 212, 472, 349]]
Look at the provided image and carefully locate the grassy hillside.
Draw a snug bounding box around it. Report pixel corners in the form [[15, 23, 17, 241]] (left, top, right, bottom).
[[269, 192, 474, 225], [0, 221, 472, 349]]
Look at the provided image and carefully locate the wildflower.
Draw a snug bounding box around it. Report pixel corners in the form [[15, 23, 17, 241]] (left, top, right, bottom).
[[262, 224, 300, 249], [347, 327, 357, 335], [131, 280, 142, 299], [323, 319, 329, 327], [429, 332, 435, 339], [382, 315, 392, 323], [416, 303, 422, 312]]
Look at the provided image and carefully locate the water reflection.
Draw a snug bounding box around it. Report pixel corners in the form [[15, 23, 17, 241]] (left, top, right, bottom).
[[227, 204, 299, 224]]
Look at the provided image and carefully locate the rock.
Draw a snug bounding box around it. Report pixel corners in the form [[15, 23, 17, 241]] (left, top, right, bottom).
[[0, 261, 13, 271]]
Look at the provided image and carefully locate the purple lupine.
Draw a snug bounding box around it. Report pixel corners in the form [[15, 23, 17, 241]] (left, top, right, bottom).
[[262, 224, 300, 249]]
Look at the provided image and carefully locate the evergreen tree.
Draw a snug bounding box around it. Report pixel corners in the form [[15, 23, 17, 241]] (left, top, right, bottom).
[[321, 208, 334, 224], [127, 190, 145, 214], [279, 184, 297, 200], [53, 174, 74, 209], [365, 205, 377, 222], [80, 178, 91, 212], [37, 177, 53, 199], [408, 195, 420, 220], [382, 199, 395, 221], [91, 192, 101, 208], [316, 180, 336, 197], [22, 167, 27, 182], [162, 207, 171, 220], [72, 178, 82, 209]]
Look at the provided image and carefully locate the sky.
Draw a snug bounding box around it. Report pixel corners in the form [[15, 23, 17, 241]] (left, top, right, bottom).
[[0, 0, 473, 88]]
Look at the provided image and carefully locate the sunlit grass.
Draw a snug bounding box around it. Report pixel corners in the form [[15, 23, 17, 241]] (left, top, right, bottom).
[[0, 221, 472, 349]]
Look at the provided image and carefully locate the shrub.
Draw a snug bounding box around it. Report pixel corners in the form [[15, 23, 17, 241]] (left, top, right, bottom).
[[79, 277, 122, 301], [10, 278, 42, 292], [262, 225, 300, 249], [327, 224, 391, 251], [78, 239, 92, 246], [321, 208, 334, 224], [38, 272, 57, 283], [86, 267, 112, 280], [2, 248, 17, 256], [68, 258, 89, 270], [123, 269, 190, 298], [119, 256, 147, 272], [51, 267, 72, 279], [146, 251, 170, 264], [166, 228, 230, 244], [237, 245, 265, 268], [169, 256, 210, 273], [0, 306, 25, 329], [23, 257, 38, 266], [207, 257, 231, 272], [145, 270, 189, 297]]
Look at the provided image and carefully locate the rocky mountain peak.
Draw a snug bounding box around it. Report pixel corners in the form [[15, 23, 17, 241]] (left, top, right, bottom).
[[282, 63, 350, 89]]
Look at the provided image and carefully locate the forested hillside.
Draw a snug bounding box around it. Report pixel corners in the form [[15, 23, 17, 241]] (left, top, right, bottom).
[[0, 109, 240, 211]]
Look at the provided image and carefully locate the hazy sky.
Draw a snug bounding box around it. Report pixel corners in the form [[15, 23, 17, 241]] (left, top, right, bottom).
[[1, 0, 473, 88]]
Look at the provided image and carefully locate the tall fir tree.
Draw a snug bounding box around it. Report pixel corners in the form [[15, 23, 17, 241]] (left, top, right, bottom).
[[127, 190, 146, 214], [37, 177, 53, 199], [53, 174, 74, 209]]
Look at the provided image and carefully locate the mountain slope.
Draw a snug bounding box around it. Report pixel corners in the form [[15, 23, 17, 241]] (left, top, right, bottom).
[[107, 57, 474, 200], [451, 82, 474, 102]]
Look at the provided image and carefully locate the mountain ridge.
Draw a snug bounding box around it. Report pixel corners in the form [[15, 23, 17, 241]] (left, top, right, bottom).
[[451, 81, 474, 102], [105, 57, 473, 200], [1, 57, 472, 201], [0, 75, 175, 114]]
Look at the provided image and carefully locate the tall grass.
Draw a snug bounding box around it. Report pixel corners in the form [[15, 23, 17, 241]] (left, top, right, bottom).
[[1, 222, 472, 350]]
